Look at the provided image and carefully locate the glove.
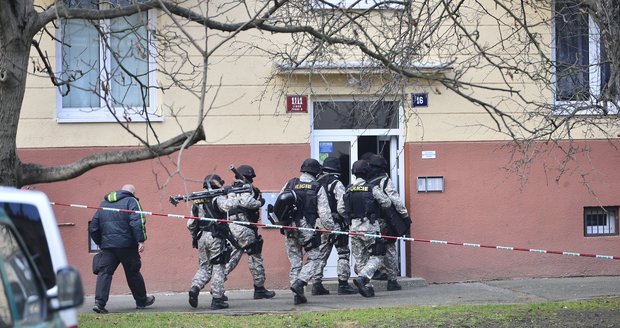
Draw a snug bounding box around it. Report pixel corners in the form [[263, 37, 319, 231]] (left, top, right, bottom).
[[259, 197, 266, 206], [223, 186, 233, 194]]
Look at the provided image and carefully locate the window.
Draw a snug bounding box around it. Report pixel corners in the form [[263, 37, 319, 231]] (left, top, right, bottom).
[[0, 224, 46, 324], [554, 0, 616, 111], [57, 0, 158, 122], [313, 100, 399, 130], [1, 202, 55, 290], [584, 206, 618, 236], [311, 0, 403, 10]]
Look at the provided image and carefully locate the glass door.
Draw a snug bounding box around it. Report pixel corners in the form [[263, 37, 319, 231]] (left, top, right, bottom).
[[312, 136, 358, 187]]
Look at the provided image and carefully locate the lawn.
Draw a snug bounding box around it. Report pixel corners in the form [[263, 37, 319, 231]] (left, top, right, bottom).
[[79, 296, 620, 327]]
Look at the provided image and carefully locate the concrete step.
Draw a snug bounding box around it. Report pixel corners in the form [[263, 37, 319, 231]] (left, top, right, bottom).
[[305, 277, 427, 294]]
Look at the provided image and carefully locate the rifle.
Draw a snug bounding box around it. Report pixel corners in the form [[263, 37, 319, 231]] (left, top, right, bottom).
[[169, 185, 252, 206]]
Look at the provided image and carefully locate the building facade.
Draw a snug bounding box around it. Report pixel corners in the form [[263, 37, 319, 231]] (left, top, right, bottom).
[[16, 0, 620, 295]]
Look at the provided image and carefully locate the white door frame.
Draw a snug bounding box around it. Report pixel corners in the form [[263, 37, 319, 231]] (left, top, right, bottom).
[[310, 100, 407, 277]]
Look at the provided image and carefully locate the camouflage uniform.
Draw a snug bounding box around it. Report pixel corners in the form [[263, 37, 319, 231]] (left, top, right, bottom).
[[346, 176, 391, 291], [187, 195, 230, 299], [282, 172, 332, 301], [373, 175, 408, 281], [313, 172, 353, 289], [224, 180, 268, 288]]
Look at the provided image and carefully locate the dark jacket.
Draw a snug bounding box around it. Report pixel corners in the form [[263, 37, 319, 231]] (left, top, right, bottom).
[[89, 190, 147, 249]]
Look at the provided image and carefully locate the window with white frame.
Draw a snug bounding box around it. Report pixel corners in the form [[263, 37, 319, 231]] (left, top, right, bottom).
[[57, 0, 158, 123], [584, 206, 618, 237], [311, 0, 403, 10], [554, 0, 617, 112]]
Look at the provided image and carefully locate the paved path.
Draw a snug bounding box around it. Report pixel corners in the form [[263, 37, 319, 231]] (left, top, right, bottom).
[[79, 276, 620, 314]]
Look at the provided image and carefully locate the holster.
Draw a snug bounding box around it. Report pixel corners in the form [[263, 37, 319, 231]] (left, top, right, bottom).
[[303, 233, 321, 251], [370, 238, 387, 256]]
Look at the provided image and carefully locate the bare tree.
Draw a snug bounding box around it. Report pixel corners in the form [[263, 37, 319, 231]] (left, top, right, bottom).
[[0, 0, 617, 187]]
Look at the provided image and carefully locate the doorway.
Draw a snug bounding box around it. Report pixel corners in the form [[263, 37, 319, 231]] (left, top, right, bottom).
[[310, 99, 406, 277]]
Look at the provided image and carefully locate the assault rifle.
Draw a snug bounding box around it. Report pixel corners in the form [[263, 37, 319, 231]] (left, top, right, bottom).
[[169, 184, 252, 206]]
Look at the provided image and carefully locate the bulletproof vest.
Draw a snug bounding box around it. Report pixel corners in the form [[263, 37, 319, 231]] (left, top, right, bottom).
[[344, 181, 379, 222], [317, 174, 338, 213], [192, 198, 225, 231], [286, 177, 320, 227], [227, 181, 260, 222]]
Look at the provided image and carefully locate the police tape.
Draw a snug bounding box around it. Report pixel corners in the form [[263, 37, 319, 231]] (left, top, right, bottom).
[[50, 201, 620, 261]]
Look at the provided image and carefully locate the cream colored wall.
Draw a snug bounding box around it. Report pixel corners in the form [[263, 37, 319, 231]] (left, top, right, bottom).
[[18, 0, 579, 148]]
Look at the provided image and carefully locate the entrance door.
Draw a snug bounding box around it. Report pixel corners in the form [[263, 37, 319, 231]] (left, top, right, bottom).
[[312, 134, 404, 277], [312, 136, 358, 187]]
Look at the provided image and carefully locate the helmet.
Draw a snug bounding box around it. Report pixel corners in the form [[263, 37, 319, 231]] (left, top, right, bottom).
[[322, 157, 341, 173], [360, 152, 375, 160], [203, 174, 224, 189], [300, 158, 322, 176], [351, 160, 370, 176], [368, 154, 388, 172], [237, 165, 256, 179]]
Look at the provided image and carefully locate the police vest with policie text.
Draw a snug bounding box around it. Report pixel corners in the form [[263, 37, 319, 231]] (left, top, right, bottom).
[[343, 181, 380, 224], [286, 178, 320, 227]]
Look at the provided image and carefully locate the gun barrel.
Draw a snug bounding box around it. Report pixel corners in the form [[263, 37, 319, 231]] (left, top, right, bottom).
[[230, 165, 248, 183], [168, 185, 252, 206]]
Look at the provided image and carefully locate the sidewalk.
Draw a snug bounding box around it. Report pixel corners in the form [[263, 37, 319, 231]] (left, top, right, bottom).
[[79, 276, 620, 314]]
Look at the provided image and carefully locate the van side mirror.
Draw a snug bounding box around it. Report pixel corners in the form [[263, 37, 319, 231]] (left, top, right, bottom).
[[51, 267, 84, 311]]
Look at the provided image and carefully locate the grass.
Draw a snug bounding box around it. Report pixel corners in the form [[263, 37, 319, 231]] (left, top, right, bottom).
[[79, 296, 620, 328]]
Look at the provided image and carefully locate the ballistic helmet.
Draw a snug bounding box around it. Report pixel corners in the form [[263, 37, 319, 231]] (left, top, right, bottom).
[[351, 160, 370, 176], [237, 165, 256, 179], [322, 157, 341, 173], [368, 154, 388, 172], [300, 158, 322, 176], [203, 174, 225, 189]]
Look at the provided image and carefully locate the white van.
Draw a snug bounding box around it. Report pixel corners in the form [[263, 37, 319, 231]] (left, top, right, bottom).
[[0, 187, 83, 327]]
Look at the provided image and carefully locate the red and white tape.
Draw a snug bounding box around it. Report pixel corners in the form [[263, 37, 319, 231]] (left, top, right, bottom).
[[50, 201, 620, 261]]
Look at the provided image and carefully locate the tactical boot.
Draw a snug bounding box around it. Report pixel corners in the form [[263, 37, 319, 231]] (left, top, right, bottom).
[[290, 279, 307, 304], [387, 279, 402, 291], [210, 297, 229, 310], [353, 276, 375, 298], [253, 285, 276, 299], [293, 294, 307, 305], [311, 282, 330, 295], [210, 290, 228, 301], [372, 270, 388, 280], [337, 280, 357, 295], [188, 286, 200, 308]]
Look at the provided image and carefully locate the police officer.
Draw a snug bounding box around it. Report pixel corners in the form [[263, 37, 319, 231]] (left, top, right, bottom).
[[368, 154, 411, 291], [224, 164, 276, 299], [187, 174, 232, 309], [312, 157, 357, 295], [344, 160, 392, 297], [280, 158, 332, 304]]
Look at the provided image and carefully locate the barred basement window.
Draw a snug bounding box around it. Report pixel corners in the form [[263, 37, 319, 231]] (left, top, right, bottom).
[[584, 207, 618, 237]]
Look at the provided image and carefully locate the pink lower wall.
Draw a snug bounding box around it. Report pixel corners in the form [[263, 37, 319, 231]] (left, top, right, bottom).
[[406, 140, 620, 283], [19, 144, 309, 295], [17, 139, 620, 294]]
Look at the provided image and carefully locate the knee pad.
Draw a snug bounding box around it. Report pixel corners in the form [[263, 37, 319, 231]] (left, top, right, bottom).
[[335, 234, 349, 248], [246, 236, 264, 255], [370, 238, 387, 256]]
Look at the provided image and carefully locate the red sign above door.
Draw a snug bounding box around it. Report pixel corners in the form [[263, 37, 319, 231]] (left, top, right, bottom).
[[286, 95, 308, 113]]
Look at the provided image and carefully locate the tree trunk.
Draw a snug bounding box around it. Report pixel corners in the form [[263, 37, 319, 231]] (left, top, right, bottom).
[[0, 2, 32, 187]]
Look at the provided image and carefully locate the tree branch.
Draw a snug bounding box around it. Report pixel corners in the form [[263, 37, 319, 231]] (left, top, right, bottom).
[[17, 127, 205, 186]]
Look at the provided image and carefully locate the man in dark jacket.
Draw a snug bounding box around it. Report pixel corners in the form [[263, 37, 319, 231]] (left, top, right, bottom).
[[89, 184, 155, 314]]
